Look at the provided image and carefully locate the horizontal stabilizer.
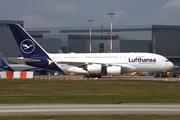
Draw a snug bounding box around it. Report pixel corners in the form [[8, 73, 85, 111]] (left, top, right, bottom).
[[7, 57, 40, 64]]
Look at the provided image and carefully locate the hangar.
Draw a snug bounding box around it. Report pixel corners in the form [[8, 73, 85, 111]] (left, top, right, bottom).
[[1, 20, 180, 67]]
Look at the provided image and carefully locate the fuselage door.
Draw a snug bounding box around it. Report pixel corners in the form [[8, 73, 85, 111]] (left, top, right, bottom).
[[156, 59, 161, 67]]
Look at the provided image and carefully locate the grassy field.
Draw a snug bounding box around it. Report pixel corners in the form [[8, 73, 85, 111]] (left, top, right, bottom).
[[0, 79, 180, 119], [0, 79, 180, 103]]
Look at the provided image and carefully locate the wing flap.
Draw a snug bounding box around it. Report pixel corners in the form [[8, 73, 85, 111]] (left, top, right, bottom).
[[57, 62, 86, 66]]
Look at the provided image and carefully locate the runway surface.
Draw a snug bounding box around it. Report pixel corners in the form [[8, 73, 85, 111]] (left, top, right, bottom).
[[0, 104, 180, 116]]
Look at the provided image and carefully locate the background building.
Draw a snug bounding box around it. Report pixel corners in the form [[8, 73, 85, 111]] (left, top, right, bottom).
[[0, 20, 23, 57], [1, 20, 180, 66], [0, 20, 61, 58], [26, 25, 180, 56]]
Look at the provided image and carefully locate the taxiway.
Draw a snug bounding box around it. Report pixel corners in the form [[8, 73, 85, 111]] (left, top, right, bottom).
[[0, 104, 180, 116]]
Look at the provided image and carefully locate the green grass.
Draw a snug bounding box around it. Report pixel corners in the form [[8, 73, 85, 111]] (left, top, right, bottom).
[[1, 115, 180, 120], [0, 79, 180, 119], [0, 79, 180, 103]]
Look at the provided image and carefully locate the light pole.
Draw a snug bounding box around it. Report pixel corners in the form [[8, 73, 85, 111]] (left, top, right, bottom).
[[108, 12, 115, 53], [88, 19, 93, 53], [153, 32, 156, 54], [107, 32, 111, 53]]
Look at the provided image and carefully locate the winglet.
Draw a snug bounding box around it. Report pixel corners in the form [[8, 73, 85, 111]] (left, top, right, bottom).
[[0, 53, 9, 66], [0, 53, 13, 71]]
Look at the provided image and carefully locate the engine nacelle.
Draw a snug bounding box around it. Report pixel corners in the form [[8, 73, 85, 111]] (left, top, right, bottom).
[[67, 67, 88, 74], [107, 66, 121, 75], [87, 64, 102, 73]]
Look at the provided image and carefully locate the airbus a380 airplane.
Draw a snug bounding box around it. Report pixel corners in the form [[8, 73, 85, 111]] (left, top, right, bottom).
[[7, 24, 174, 78]]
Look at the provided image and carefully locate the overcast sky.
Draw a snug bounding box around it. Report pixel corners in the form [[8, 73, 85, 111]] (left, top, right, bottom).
[[1, 0, 180, 28]]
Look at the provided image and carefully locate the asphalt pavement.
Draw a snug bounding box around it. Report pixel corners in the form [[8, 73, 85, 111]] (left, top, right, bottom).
[[0, 104, 180, 116]]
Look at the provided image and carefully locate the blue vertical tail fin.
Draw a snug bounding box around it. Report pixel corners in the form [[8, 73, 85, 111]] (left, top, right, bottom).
[[0, 53, 13, 71], [8, 24, 63, 72], [0, 53, 9, 66], [8, 24, 49, 58]]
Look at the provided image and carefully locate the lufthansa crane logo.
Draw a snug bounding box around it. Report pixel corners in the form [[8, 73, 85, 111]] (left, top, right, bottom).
[[20, 39, 35, 54]]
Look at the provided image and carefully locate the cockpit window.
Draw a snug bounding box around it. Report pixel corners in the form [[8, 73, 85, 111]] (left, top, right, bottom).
[[165, 60, 169, 62]]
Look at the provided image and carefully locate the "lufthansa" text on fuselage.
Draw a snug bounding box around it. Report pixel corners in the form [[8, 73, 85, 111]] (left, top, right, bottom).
[[129, 58, 156, 62]]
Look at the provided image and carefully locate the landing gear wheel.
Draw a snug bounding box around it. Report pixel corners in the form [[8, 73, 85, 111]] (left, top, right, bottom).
[[97, 74, 102, 78]]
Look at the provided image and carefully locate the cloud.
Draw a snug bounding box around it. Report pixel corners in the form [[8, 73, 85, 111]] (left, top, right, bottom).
[[163, 0, 180, 9], [4, 0, 178, 28], [114, 11, 127, 21], [51, 4, 78, 16], [19, 15, 46, 28], [19, 15, 67, 28], [140, 0, 180, 25]]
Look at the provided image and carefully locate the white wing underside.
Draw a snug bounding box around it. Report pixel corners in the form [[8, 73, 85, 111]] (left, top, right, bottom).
[[56, 61, 134, 72]]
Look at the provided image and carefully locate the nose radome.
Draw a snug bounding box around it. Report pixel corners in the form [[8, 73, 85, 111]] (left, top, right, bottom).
[[169, 62, 174, 70]]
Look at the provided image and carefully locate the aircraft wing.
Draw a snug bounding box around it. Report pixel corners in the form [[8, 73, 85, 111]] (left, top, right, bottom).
[[57, 61, 87, 66], [57, 61, 134, 72], [7, 57, 40, 64]]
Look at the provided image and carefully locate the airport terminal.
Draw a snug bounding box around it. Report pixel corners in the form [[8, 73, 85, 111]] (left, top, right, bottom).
[[1, 20, 180, 76]]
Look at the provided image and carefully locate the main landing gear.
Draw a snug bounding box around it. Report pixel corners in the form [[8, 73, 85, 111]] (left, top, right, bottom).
[[84, 74, 102, 78]]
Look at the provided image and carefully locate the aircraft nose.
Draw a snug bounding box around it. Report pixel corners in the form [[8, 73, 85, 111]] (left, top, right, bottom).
[[168, 61, 174, 70]]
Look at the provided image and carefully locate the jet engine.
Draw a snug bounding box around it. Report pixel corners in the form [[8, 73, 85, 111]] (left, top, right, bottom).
[[67, 67, 88, 74], [107, 66, 121, 75], [87, 64, 102, 73]]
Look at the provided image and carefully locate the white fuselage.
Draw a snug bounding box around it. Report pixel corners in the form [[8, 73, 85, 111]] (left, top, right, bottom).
[[48, 52, 174, 75]]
